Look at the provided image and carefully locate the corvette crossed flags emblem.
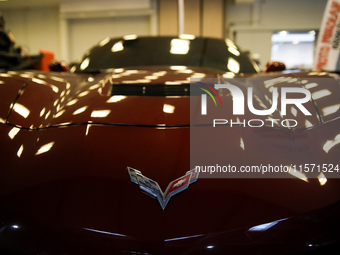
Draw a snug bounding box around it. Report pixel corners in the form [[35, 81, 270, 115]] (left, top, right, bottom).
[[127, 167, 199, 209]]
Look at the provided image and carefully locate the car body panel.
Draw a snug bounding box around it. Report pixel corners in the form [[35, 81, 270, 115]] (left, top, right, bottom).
[[1, 120, 340, 254]]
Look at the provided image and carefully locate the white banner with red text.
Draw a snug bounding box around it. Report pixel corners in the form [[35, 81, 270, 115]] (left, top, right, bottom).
[[314, 0, 340, 71]]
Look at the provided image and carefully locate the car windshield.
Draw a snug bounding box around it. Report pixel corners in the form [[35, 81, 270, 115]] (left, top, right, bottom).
[[73, 36, 259, 74]]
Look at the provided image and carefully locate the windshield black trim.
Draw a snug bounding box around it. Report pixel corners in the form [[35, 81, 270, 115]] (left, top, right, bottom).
[[110, 83, 194, 96]]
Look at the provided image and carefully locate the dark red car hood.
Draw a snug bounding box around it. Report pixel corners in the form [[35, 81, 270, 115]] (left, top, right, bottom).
[[1, 68, 340, 254]]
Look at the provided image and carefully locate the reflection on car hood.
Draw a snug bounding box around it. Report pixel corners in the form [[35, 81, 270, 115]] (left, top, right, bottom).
[[4, 66, 221, 129], [4, 68, 340, 130]]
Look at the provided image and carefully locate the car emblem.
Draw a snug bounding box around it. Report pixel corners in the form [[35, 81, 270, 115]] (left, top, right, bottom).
[[127, 167, 199, 209]]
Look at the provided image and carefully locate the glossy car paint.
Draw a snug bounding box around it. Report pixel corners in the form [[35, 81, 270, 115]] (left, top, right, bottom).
[[0, 40, 340, 254]]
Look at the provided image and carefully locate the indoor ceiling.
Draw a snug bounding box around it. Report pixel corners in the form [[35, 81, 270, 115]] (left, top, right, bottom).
[[0, 0, 84, 9]]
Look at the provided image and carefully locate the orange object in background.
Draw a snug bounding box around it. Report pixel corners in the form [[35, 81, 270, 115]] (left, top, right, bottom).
[[35, 49, 54, 72]]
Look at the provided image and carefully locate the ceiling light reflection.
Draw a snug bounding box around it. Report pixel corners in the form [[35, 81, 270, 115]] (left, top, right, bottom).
[[288, 167, 308, 182], [91, 110, 111, 118], [0, 73, 12, 77], [305, 120, 313, 128], [264, 77, 291, 88], [111, 74, 122, 79], [170, 39, 190, 54], [153, 71, 167, 76], [223, 72, 235, 78], [20, 73, 33, 78], [8, 127, 20, 139], [80, 58, 90, 70], [78, 91, 90, 97], [165, 81, 181, 85], [73, 106, 88, 115], [66, 99, 78, 106], [144, 75, 159, 80], [170, 66, 187, 70], [114, 68, 124, 73], [178, 69, 193, 74], [190, 73, 206, 78], [123, 34, 138, 40], [17, 145, 24, 158], [137, 79, 151, 83], [228, 47, 240, 56], [89, 84, 100, 90], [227, 57, 240, 73], [85, 123, 91, 136], [122, 80, 138, 84], [13, 103, 30, 118], [107, 96, 126, 103], [112, 41, 124, 52], [317, 172, 327, 186], [163, 104, 175, 114], [36, 142, 55, 155], [312, 89, 331, 100], [124, 70, 139, 74], [59, 122, 71, 126], [99, 37, 110, 47], [179, 34, 195, 40], [32, 78, 47, 85], [240, 137, 245, 150], [323, 134, 340, 153], [54, 110, 65, 118], [45, 110, 51, 119], [305, 83, 318, 89], [225, 38, 237, 49], [291, 107, 297, 117], [50, 76, 66, 82], [322, 104, 340, 116]]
